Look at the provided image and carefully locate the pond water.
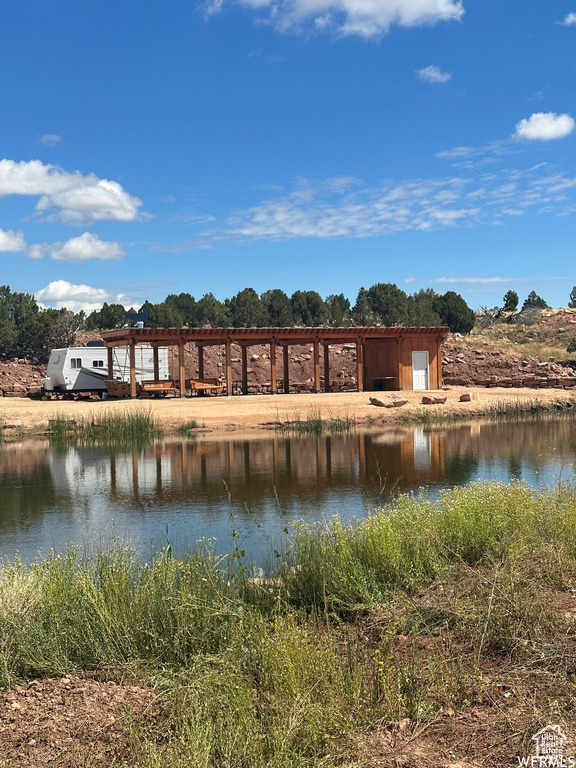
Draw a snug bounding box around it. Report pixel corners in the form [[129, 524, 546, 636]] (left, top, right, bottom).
[[2, 417, 576, 565]]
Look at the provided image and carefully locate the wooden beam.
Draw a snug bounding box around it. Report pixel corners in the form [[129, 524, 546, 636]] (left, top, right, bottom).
[[241, 345, 248, 394], [197, 343, 204, 379], [313, 339, 320, 393], [225, 339, 232, 396], [178, 338, 186, 397], [323, 343, 330, 393], [107, 346, 113, 381], [153, 346, 160, 381], [283, 345, 290, 394], [356, 338, 363, 392], [129, 340, 137, 398], [270, 338, 277, 394]]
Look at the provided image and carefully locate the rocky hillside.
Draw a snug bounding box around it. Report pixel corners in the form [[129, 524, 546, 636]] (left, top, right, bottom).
[[443, 308, 576, 389]]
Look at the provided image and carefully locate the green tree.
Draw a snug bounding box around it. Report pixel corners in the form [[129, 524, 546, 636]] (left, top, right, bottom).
[[195, 293, 231, 327], [406, 288, 442, 326], [502, 290, 519, 313], [261, 289, 293, 326], [228, 288, 268, 327], [366, 283, 408, 326], [325, 293, 351, 326], [568, 286, 576, 309], [291, 291, 329, 326], [522, 291, 549, 311], [0, 286, 39, 358], [85, 303, 126, 330], [351, 287, 375, 325], [139, 301, 183, 328], [433, 291, 476, 333], [165, 293, 197, 325]]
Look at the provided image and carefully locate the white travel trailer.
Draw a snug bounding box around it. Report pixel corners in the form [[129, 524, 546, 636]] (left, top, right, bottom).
[[43, 342, 169, 394]]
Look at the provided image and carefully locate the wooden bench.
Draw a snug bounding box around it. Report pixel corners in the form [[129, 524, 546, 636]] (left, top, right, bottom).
[[138, 379, 179, 397], [189, 378, 225, 396], [105, 380, 131, 398]]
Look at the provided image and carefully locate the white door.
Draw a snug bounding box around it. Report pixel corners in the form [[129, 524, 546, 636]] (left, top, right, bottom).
[[412, 351, 429, 390]]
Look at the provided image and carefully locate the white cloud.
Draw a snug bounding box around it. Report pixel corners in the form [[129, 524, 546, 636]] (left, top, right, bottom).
[[35, 280, 136, 313], [436, 276, 513, 284], [28, 232, 125, 263], [211, 163, 576, 241], [0, 159, 144, 225], [39, 134, 62, 146], [0, 228, 27, 252], [416, 65, 452, 83], [207, 0, 464, 38], [148, 239, 214, 252], [514, 112, 575, 141], [558, 12, 576, 25]]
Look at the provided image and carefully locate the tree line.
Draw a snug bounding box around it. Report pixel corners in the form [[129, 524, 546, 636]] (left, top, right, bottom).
[[0, 285, 79, 363], [0, 283, 481, 362], [85, 285, 477, 336]]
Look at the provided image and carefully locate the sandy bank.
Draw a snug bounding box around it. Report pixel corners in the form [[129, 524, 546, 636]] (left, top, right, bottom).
[[1, 387, 576, 435]]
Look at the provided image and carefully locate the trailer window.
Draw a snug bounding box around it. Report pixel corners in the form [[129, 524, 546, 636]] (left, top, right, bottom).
[[70, 358, 82, 369], [92, 360, 104, 367]]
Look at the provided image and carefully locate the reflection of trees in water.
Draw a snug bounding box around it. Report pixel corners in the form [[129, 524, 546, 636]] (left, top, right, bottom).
[[508, 453, 522, 480], [0, 444, 57, 526], [443, 452, 479, 486]]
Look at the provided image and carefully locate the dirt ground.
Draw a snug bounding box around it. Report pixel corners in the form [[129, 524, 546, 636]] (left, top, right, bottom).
[[1, 387, 576, 435], [0, 673, 158, 767], [2, 582, 575, 768]]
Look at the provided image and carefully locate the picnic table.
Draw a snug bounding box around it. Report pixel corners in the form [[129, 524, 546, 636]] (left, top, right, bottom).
[[189, 378, 225, 396], [105, 380, 131, 398], [138, 379, 179, 397]]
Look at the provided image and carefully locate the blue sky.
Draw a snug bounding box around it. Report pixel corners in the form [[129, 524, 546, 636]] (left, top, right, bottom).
[[1, 0, 576, 313]]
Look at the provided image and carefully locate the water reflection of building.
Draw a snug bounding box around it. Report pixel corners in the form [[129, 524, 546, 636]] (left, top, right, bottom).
[[99, 431, 445, 509]]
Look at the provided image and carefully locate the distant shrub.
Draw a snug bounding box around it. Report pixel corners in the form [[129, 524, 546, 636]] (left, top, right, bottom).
[[567, 338, 576, 354]]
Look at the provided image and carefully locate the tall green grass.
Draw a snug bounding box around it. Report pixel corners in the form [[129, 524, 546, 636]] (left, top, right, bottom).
[[281, 480, 576, 615], [402, 396, 576, 426], [277, 408, 353, 435], [2, 481, 576, 765], [48, 409, 163, 444]]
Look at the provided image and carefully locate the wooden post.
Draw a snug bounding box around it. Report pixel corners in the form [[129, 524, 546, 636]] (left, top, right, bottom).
[[323, 343, 330, 392], [153, 346, 160, 381], [225, 339, 232, 396], [107, 346, 113, 381], [241, 345, 248, 394], [179, 338, 186, 397], [283, 345, 290, 394], [197, 344, 204, 379], [313, 339, 320, 393], [437, 335, 443, 389], [270, 338, 277, 394], [356, 338, 363, 392], [129, 341, 137, 398]]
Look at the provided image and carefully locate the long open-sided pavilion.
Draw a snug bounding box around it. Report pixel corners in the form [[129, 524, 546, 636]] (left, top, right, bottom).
[[100, 326, 449, 398]]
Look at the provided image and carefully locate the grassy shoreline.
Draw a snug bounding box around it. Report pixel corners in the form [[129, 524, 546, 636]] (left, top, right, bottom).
[[2, 481, 576, 765]]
